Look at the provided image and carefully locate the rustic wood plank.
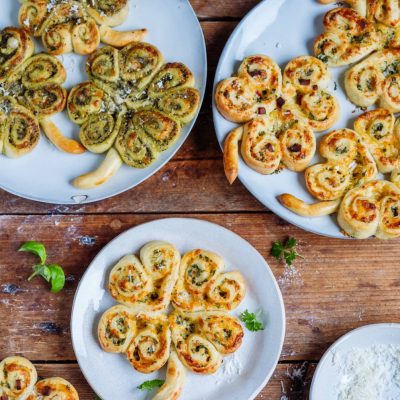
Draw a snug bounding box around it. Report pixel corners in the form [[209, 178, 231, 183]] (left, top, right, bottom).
[[191, 0, 260, 19], [1, 213, 400, 362], [27, 362, 314, 400]]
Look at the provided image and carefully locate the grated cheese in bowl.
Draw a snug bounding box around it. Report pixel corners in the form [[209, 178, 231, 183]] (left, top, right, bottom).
[[332, 344, 400, 400]]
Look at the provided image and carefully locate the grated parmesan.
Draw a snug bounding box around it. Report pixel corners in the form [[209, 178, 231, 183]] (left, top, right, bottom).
[[332, 344, 400, 400]]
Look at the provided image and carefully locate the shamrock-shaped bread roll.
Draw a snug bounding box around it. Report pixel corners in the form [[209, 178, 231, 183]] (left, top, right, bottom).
[[280, 129, 378, 217], [169, 309, 244, 374], [97, 304, 136, 353], [18, 0, 145, 54], [26, 378, 79, 400], [354, 108, 400, 173], [345, 49, 400, 111], [108, 241, 180, 312], [215, 55, 282, 123], [153, 349, 186, 400], [338, 179, 400, 238], [171, 249, 245, 312], [126, 313, 171, 374], [0, 356, 37, 400], [314, 7, 379, 66], [282, 56, 340, 131], [223, 110, 316, 184]]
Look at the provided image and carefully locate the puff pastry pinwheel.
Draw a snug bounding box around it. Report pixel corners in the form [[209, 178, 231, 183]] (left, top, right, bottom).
[[223, 110, 316, 184], [215, 55, 282, 123], [18, 0, 146, 55], [0, 356, 37, 400], [169, 309, 244, 374], [153, 349, 186, 400], [314, 8, 379, 66], [282, 56, 340, 132], [69, 43, 200, 188], [338, 179, 400, 238], [26, 377, 79, 400], [279, 129, 378, 217], [171, 249, 246, 312], [108, 241, 180, 312], [354, 108, 400, 173], [345, 49, 400, 111]]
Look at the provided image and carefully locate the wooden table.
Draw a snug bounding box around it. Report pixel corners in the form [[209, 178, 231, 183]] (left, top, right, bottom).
[[1, 1, 399, 398]]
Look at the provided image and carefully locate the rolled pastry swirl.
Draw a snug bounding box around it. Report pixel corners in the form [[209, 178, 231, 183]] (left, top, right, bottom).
[[282, 56, 339, 131], [215, 55, 282, 123], [0, 356, 37, 400], [345, 49, 400, 111], [305, 129, 378, 201], [26, 377, 79, 400], [338, 179, 400, 239], [126, 313, 171, 374], [87, 0, 129, 26], [169, 309, 244, 374], [354, 108, 400, 173], [0, 97, 41, 158], [0, 27, 34, 83], [223, 110, 316, 184], [97, 304, 136, 353], [314, 8, 379, 67], [108, 241, 180, 312], [153, 349, 186, 400], [172, 249, 246, 312]]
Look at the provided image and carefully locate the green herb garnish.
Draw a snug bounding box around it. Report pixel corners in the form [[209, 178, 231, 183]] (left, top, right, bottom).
[[240, 310, 264, 332], [19, 241, 65, 293], [271, 237, 303, 266], [137, 379, 165, 391]]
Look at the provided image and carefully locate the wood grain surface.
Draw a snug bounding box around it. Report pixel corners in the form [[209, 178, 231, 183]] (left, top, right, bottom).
[[1, 1, 398, 400]]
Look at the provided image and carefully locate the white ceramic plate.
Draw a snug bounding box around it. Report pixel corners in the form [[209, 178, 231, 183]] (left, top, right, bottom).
[[212, 0, 374, 238], [0, 0, 206, 205], [310, 323, 400, 399], [71, 218, 285, 400]]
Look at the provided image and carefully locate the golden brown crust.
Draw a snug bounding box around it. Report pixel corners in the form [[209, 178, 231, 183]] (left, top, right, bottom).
[[279, 193, 341, 217], [171, 249, 245, 312], [314, 8, 379, 67], [223, 126, 243, 184], [27, 377, 79, 400], [40, 119, 86, 155], [99, 25, 148, 47]]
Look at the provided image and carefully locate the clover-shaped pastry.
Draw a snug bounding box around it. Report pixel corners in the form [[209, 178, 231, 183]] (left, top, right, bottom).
[[169, 309, 244, 374], [280, 129, 378, 216], [107, 241, 181, 312], [338, 179, 400, 238], [215, 55, 282, 123], [0, 356, 79, 400], [0, 27, 76, 157], [68, 42, 201, 189], [171, 249, 246, 312], [320, 0, 400, 49], [314, 7, 379, 66], [345, 49, 400, 111], [223, 109, 316, 184], [97, 243, 246, 394], [18, 0, 145, 55], [282, 56, 340, 131], [354, 108, 400, 173]]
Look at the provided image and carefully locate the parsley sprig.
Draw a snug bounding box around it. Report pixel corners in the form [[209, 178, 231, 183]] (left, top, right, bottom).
[[240, 309, 264, 332], [271, 237, 303, 266], [137, 379, 165, 391]]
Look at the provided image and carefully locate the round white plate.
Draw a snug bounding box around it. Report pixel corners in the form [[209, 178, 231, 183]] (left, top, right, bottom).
[[71, 218, 285, 400], [0, 0, 206, 205], [310, 323, 400, 399], [212, 0, 371, 238]]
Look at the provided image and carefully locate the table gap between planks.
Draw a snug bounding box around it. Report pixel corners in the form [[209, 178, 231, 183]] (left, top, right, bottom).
[[1, 1, 399, 399]]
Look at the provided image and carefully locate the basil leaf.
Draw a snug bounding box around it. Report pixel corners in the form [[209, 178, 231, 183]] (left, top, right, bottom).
[[48, 264, 65, 293], [19, 241, 47, 264], [137, 379, 165, 391], [28, 265, 51, 282]]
